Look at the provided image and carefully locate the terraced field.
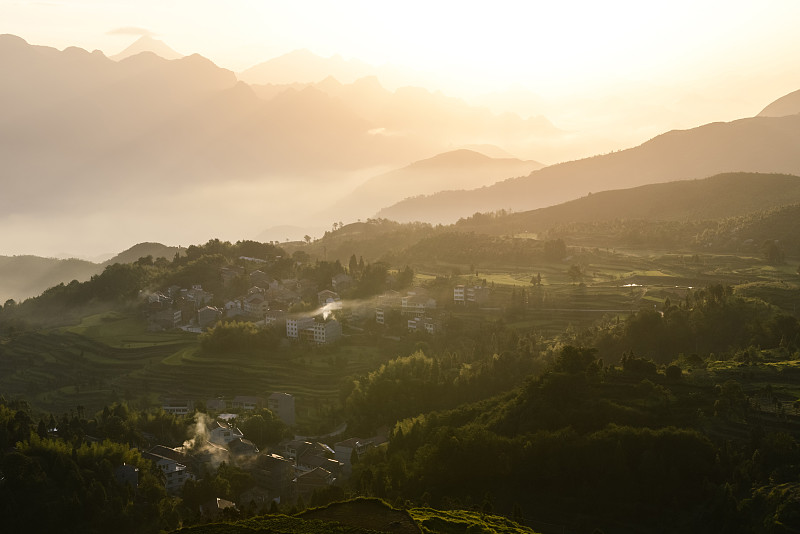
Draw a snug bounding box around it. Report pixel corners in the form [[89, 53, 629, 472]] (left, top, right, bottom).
[[0, 313, 399, 432]]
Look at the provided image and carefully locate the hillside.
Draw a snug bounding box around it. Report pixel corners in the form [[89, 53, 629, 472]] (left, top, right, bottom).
[[325, 149, 545, 221], [172, 498, 534, 533], [0, 256, 100, 303], [0, 242, 180, 303], [377, 114, 800, 224], [758, 87, 800, 118], [452, 172, 800, 234]]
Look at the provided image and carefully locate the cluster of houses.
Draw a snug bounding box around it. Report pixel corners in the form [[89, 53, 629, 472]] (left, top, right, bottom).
[[162, 393, 296, 426], [144, 264, 348, 344], [375, 288, 441, 333], [145, 259, 492, 343], [126, 398, 386, 513]]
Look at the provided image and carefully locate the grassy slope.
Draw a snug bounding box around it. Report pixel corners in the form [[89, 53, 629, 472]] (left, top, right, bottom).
[[172, 499, 537, 534]]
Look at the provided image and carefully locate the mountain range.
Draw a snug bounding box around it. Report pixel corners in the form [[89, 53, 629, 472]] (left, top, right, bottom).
[[0, 34, 562, 255], [377, 110, 800, 224]]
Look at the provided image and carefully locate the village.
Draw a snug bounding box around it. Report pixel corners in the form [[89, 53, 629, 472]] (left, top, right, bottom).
[[129, 259, 493, 515]]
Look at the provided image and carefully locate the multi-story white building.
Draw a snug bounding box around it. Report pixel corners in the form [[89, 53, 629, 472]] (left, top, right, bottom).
[[286, 316, 315, 338], [312, 319, 342, 344], [454, 285, 489, 305]]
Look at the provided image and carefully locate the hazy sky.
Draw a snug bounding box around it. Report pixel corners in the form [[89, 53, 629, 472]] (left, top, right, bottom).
[[4, 0, 800, 101]]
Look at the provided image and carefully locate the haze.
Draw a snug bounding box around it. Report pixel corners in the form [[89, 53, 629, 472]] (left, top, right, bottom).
[[2, 0, 800, 258]]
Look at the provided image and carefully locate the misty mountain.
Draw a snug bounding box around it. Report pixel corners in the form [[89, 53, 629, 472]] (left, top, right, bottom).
[[0, 256, 99, 304], [110, 35, 183, 61], [325, 149, 544, 221], [377, 113, 800, 224], [239, 49, 374, 85], [452, 172, 800, 234], [1, 34, 563, 255], [758, 88, 800, 118], [0, 242, 179, 304]]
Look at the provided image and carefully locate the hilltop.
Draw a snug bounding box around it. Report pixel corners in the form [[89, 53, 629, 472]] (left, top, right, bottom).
[[325, 149, 544, 221]]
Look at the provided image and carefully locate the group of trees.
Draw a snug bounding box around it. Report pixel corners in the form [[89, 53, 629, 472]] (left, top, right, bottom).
[[199, 321, 280, 353], [346, 342, 800, 531], [588, 284, 800, 364]]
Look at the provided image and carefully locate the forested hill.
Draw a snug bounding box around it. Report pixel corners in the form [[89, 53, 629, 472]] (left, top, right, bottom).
[[452, 172, 800, 235], [376, 113, 800, 224]]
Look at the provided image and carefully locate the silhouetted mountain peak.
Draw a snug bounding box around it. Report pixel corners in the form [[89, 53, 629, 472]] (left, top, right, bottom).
[[111, 35, 183, 61], [759, 88, 800, 118]]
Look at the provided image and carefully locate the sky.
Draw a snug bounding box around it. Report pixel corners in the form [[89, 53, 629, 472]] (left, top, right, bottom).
[[3, 0, 800, 102]]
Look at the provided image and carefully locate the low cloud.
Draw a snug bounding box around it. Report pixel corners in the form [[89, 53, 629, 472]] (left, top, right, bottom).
[[107, 27, 154, 37]]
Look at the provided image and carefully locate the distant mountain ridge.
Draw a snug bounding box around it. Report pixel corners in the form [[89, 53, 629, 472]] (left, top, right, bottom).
[[377, 113, 800, 224], [111, 35, 183, 61], [324, 149, 545, 221], [0, 243, 179, 304]]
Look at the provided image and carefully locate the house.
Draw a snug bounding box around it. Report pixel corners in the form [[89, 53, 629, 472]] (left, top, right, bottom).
[[184, 285, 214, 306], [455, 285, 489, 305], [199, 497, 237, 519], [408, 316, 439, 334], [251, 453, 294, 501], [295, 467, 335, 497], [232, 396, 264, 411], [375, 307, 385, 325], [198, 306, 222, 328], [244, 293, 269, 317], [220, 265, 245, 285], [190, 441, 230, 469], [268, 392, 296, 426], [334, 435, 389, 477], [208, 421, 244, 446], [281, 440, 334, 462], [206, 398, 227, 412], [264, 310, 286, 329], [250, 270, 271, 287], [331, 273, 352, 291], [335, 438, 374, 477], [317, 289, 341, 307], [401, 294, 437, 318], [286, 316, 314, 339], [311, 318, 342, 344], [228, 437, 259, 457], [162, 398, 194, 416], [150, 308, 181, 330], [143, 446, 191, 493], [454, 285, 466, 304]]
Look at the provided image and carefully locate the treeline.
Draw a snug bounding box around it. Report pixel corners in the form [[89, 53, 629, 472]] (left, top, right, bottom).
[[586, 284, 800, 364]]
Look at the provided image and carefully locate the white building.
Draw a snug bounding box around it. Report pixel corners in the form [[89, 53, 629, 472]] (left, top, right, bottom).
[[286, 316, 315, 339], [312, 319, 342, 344], [209, 421, 245, 446]]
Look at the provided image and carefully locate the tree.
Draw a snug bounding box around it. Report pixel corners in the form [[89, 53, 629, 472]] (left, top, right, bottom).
[[303, 235, 311, 245], [567, 264, 584, 284], [762, 240, 785, 264]]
